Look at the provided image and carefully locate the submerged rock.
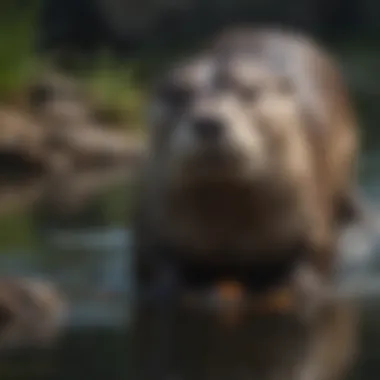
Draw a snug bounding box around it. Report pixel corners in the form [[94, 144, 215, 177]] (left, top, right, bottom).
[[0, 277, 67, 352]]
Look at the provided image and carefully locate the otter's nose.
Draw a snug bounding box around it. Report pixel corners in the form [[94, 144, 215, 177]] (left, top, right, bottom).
[[192, 116, 225, 141]]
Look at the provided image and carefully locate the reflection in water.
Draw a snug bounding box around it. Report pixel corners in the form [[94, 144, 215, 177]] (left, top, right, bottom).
[[0, 155, 379, 379], [131, 284, 357, 380], [28, 166, 134, 330], [0, 166, 133, 379]]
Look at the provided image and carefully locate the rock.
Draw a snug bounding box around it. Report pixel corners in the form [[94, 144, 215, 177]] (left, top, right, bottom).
[[0, 277, 67, 352], [0, 70, 144, 178], [0, 108, 44, 161], [0, 108, 46, 179], [28, 71, 145, 168]]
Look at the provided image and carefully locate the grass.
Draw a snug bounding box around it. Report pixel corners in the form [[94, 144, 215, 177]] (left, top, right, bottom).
[[101, 180, 136, 226], [0, 1, 152, 130], [78, 51, 148, 130], [0, 208, 38, 251], [75, 47, 191, 130], [0, 1, 41, 104], [0, 0, 193, 129]]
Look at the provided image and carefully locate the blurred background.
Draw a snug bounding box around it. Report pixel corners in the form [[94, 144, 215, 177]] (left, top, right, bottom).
[[0, 0, 379, 379]]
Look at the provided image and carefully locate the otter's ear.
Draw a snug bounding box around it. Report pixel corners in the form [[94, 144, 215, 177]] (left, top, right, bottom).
[[276, 76, 296, 96]]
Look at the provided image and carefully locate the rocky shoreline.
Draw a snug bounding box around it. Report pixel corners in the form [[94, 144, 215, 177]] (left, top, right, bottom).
[[0, 72, 144, 178]]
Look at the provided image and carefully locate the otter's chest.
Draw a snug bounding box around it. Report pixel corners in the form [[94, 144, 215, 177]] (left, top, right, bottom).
[[162, 184, 305, 254]]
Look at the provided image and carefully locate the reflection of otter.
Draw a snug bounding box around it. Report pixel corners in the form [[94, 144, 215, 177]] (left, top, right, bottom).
[[133, 27, 360, 293], [0, 277, 66, 351], [131, 265, 358, 380]]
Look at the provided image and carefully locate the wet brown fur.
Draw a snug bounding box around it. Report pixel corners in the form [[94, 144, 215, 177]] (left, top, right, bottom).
[[133, 27, 360, 291]]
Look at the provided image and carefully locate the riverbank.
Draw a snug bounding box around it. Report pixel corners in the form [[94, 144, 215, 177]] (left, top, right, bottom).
[[0, 70, 145, 179]]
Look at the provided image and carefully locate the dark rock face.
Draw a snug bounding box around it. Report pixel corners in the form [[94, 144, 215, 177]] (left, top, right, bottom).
[[38, 0, 107, 53]]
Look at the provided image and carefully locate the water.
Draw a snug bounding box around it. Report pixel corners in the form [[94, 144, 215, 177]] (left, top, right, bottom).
[[0, 165, 135, 379], [1, 117, 380, 378]]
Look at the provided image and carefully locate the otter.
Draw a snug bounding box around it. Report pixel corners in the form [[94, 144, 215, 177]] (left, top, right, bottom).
[[132, 27, 360, 295]]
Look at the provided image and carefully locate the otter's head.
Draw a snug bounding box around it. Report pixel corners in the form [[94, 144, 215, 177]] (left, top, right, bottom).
[[147, 54, 309, 187]]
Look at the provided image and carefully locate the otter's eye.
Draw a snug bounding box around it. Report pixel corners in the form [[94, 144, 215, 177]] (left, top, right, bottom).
[[159, 83, 193, 109]]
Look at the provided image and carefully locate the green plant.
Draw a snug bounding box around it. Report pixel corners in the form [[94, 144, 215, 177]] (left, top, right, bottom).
[[79, 51, 147, 129], [0, 1, 41, 103], [0, 207, 38, 251]]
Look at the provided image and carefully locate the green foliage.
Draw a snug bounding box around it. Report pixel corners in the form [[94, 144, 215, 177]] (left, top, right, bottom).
[[0, 207, 38, 251], [75, 47, 189, 129], [78, 51, 147, 129], [0, 1, 41, 103], [101, 181, 136, 225]]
